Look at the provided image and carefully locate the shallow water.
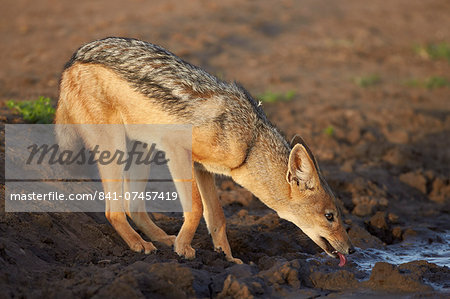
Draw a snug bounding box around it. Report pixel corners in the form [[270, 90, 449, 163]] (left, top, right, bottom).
[[352, 230, 450, 272], [350, 230, 450, 291]]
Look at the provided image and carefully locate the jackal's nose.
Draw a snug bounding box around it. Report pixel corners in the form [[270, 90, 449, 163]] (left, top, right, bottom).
[[348, 247, 356, 254]]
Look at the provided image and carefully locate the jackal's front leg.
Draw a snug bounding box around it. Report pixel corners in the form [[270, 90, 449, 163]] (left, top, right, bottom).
[[174, 176, 203, 259], [194, 166, 243, 264]]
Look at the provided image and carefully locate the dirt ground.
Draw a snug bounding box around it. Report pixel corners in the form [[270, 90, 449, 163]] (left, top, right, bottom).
[[1, 0, 449, 297]]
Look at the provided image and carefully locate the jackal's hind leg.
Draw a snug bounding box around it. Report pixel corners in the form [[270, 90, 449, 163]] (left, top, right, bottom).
[[93, 129, 156, 254], [105, 210, 157, 254], [101, 171, 157, 254], [123, 148, 175, 247]]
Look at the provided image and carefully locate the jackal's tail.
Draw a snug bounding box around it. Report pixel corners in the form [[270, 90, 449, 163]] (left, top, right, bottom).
[[54, 123, 81, 152], [54, 122, 92, 178]]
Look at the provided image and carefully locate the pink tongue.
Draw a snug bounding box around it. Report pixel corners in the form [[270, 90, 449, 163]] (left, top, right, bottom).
[[337, 252, 347, 267]]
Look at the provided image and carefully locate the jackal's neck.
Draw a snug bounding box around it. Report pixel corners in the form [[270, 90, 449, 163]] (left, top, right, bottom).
[[231, 124, 291, 210]]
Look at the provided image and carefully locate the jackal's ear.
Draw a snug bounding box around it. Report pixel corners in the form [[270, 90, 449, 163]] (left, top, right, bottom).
[[290, 135, 305, 148], [290, 135, 320, 172], [286, 144, 319, 190]]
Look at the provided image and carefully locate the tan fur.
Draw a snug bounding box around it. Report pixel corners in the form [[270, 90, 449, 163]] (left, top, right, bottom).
[[56, 45, 354, 263]]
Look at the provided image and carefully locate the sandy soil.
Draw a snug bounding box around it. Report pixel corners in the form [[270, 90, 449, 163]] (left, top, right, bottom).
[[1, 0, 449, 297]]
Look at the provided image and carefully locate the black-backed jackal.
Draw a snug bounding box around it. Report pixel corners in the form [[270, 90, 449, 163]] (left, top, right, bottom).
[[56, 37, 355, 265]]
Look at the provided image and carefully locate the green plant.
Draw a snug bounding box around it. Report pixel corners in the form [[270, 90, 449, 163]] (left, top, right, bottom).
[[414, 42, 450, 61], [258, 90, 296, 103], [353, 74, 381, 88], [284, 90, 296, 101], [403, 79, 422, 88], [404, 76, 450, 89], [424, 76, 450, 89], [6, 96, 55, 124], [323, 125, 335, 137]]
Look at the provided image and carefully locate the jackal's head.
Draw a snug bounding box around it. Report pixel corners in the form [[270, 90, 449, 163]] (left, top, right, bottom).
[[277, 136, 355, 266]]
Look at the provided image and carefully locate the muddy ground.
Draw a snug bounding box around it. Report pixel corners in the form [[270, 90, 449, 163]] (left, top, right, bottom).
[[0, 0, 449, 297]]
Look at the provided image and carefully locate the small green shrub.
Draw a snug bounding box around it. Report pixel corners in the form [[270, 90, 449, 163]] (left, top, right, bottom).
[[403, 79, 422, 88], [258, 90, 296, 103], [424, 76, 450, 89], [353, 74, 381, 88], [415, 42, 450, 61], [6, 96, 55, 124], [284, 90, 296, 101], [323, 125, 335, 137], [404, 76, 450, 89]]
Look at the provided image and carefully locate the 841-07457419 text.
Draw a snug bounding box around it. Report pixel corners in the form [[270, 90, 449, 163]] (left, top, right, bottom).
[[9, 191, 179, 201]]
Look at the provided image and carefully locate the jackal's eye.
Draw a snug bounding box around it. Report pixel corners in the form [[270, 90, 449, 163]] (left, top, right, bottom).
[[325, 213, 334, 222]]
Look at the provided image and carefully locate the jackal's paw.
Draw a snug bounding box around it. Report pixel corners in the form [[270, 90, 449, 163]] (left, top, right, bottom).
[[157, 235, 176, 246], [174, 242, 196, 260], [227, 257, 243, 264], [130, 240, 157, 254]]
